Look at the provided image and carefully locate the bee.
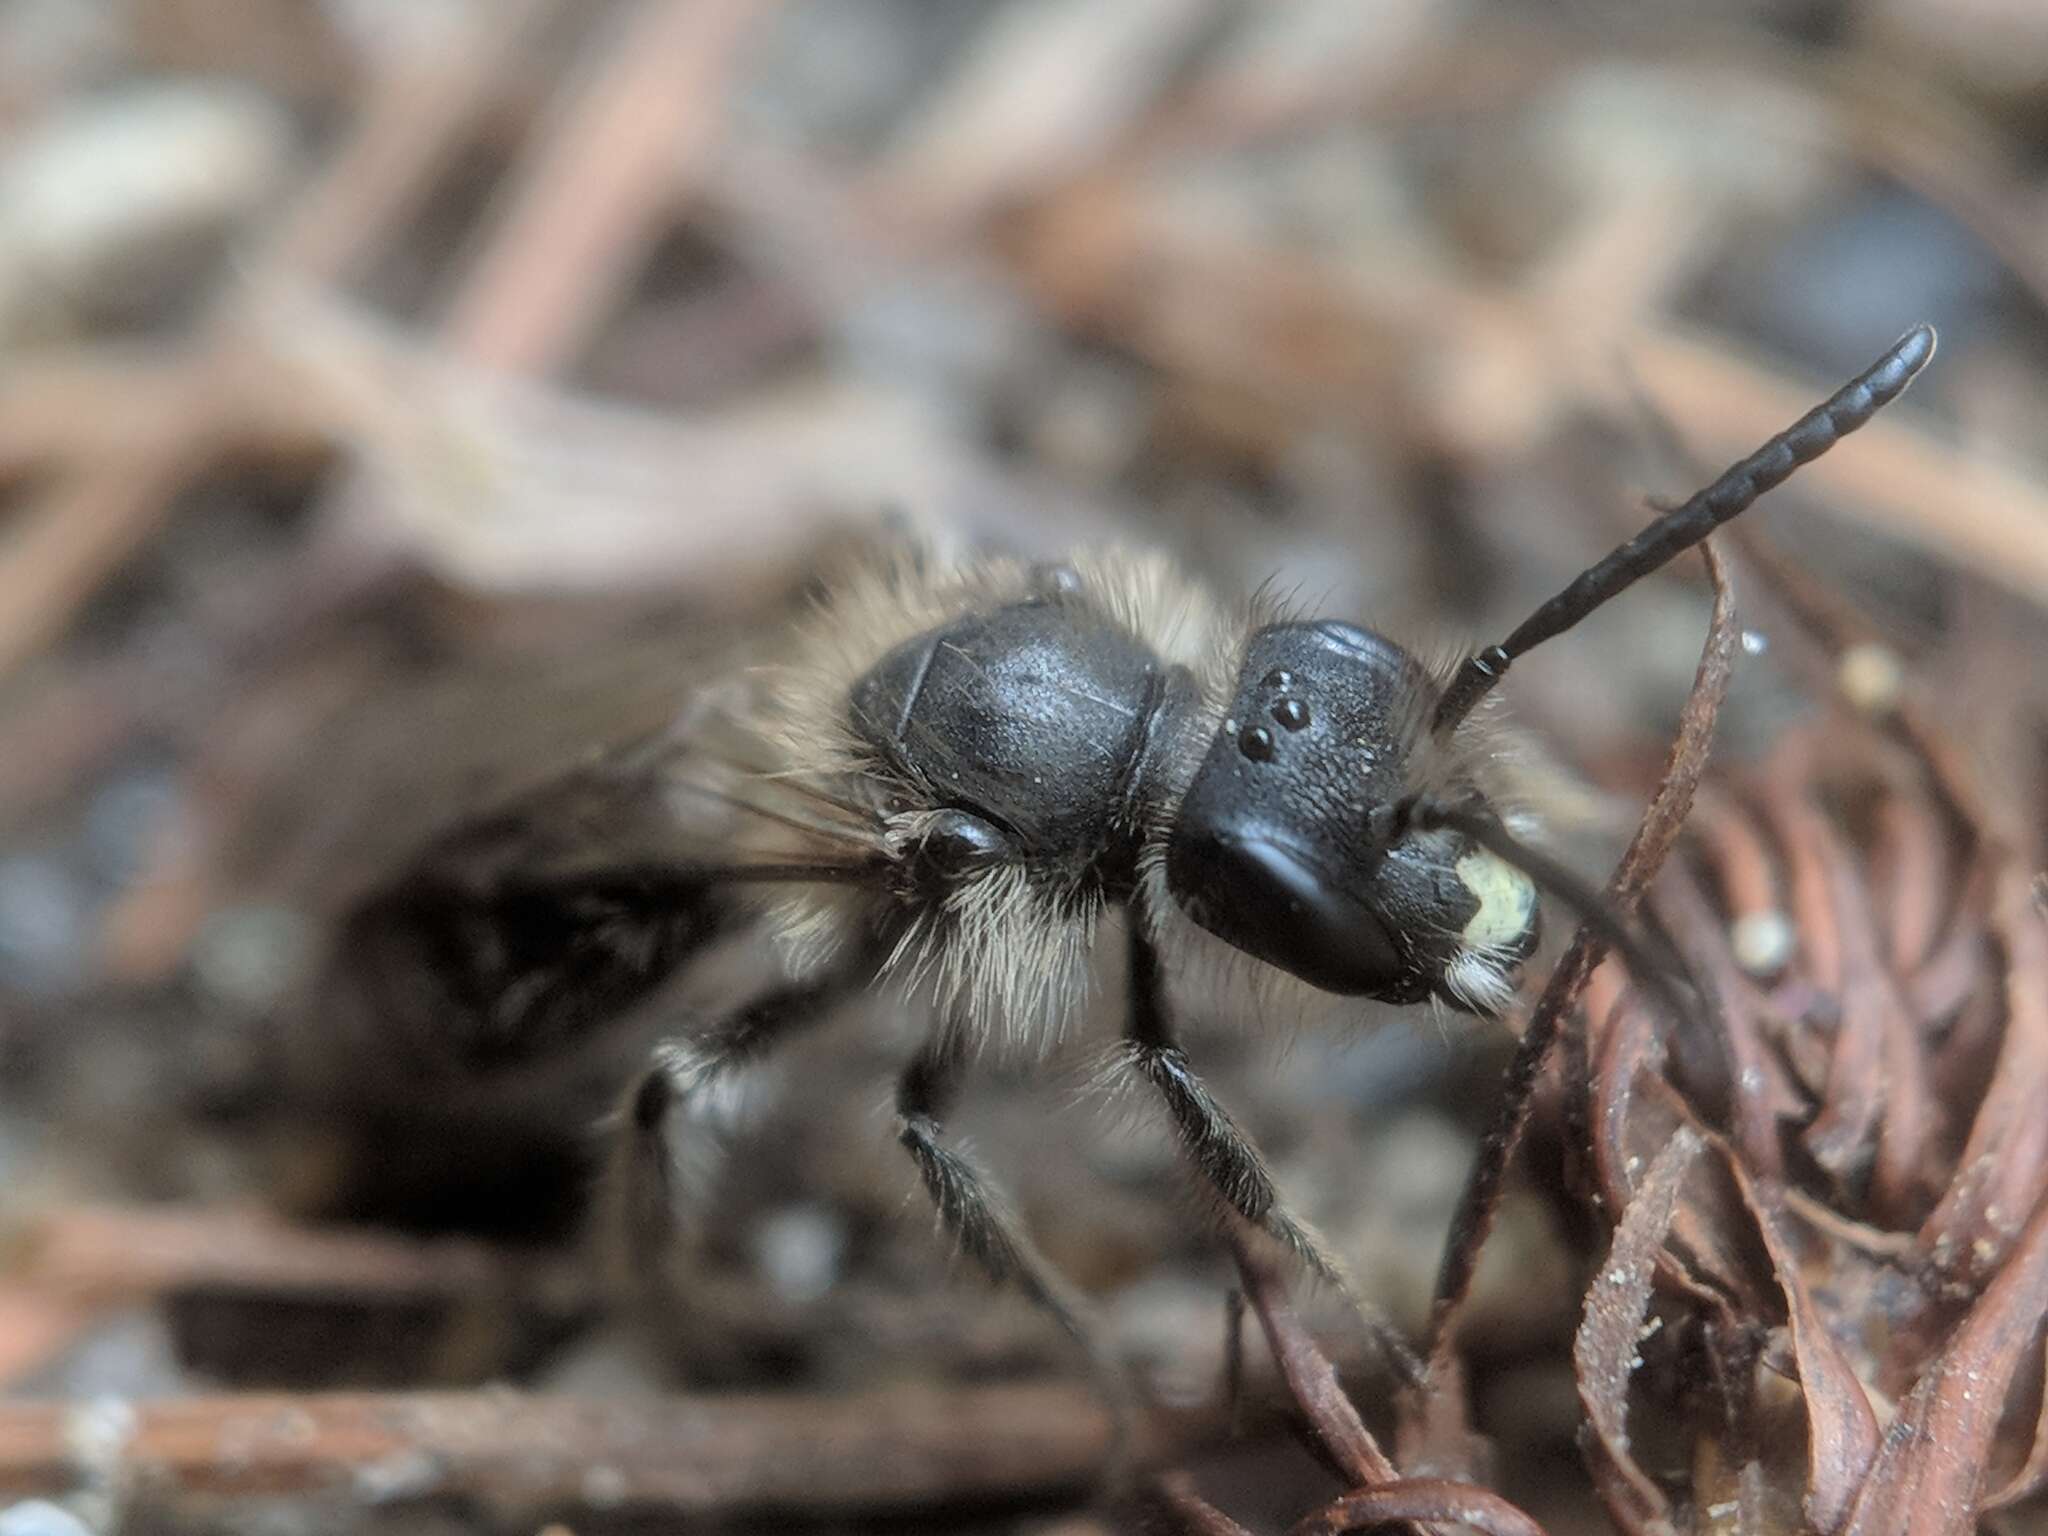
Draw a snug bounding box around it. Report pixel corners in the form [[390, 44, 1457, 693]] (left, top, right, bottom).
[[300, 326, 1933, 1362]]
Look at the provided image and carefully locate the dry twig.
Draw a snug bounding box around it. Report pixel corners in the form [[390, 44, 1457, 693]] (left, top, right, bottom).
[[0, 1383, 1162, 1521], [1428, 539, 1740, 1362]]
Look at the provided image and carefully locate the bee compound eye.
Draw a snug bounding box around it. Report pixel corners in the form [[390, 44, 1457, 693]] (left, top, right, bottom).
[[918, 810, 1013, 879], [1167, 828, 1413, 997]]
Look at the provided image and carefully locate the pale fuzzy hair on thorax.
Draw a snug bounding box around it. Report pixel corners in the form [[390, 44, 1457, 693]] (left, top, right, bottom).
[[755, 543, 1242, 784], [743, 543, 1247, 1053]]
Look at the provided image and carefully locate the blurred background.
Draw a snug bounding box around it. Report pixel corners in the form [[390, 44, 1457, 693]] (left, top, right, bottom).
[[2, 1, 2047, 1533]]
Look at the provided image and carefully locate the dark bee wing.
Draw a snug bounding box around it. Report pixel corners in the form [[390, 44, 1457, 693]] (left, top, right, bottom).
[[264, 627, 885, 1087], [354, 683, 882, 896], [324, 758, 870, 1080], [225, 628, 831, 911]]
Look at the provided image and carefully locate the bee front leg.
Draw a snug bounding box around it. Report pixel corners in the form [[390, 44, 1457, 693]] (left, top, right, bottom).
[[1122, 919, 1421, 1385]]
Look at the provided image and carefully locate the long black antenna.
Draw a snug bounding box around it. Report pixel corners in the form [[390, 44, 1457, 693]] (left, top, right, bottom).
[[1432, 323, 1936, 735]]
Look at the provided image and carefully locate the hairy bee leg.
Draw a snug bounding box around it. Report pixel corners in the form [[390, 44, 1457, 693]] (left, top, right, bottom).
[[609, 971, 853, 1290], [894, 1033, 1099, 1341], [1122, 921, 1342, 1276], [894, 1031, 1141, 1462], [901, 1040, 1155, 1449], [1123, 921, 1424, 1387]]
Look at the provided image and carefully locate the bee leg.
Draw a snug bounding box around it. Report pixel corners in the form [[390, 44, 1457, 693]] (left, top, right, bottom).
[[894, 1032, 1096, 1340], [1122, 920, 1343, 1278], [607, 971, 851, 1295], [895, 1031, 1138, 1446], [1123, 921, 1423, 1386]]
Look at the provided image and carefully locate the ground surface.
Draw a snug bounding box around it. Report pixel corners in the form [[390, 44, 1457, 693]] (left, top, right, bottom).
[[2, 3, 2047, 1533]]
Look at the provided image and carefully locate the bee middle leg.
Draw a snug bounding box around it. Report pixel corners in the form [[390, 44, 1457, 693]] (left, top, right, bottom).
[[894, 1031, 1102, 1346], [896, 1033, 1142, 1458], [1122, 920, 1420, 1381]]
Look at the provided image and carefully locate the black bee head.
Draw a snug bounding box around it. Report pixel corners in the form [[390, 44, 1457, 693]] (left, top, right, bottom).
[[1164, 621, 1536, 1012]]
